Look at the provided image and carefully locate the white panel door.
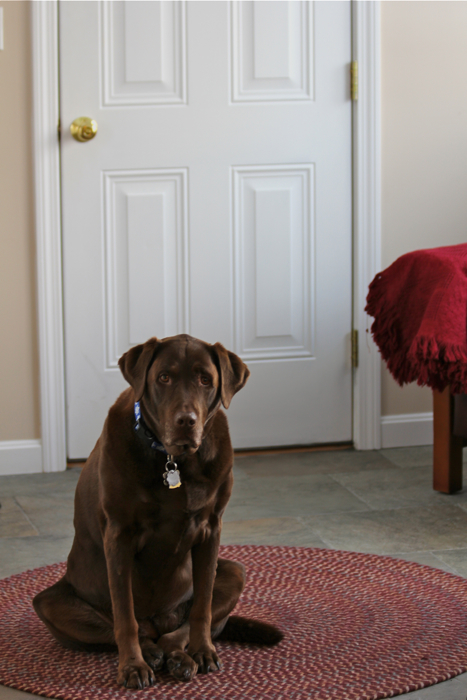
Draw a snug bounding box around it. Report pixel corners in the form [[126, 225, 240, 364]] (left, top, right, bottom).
[[60, 1, 352, 458]]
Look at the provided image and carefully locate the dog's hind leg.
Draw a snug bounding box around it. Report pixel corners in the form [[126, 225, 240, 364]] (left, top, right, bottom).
[[33, 577, 116, 651], [209, 557, 246, 638], [156, 557, 246, 682]]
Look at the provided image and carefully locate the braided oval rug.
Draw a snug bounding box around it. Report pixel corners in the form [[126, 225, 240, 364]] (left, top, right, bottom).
[[1, 545, 467, 700]]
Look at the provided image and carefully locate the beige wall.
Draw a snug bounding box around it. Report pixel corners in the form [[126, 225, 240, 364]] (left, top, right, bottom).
[[1, 1, 467, 444], [0, 0, 40, 440], [381, 1, 467, 416]]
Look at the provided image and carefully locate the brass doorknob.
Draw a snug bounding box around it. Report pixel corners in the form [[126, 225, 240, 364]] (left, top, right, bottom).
[[70, 117, 98, 142]]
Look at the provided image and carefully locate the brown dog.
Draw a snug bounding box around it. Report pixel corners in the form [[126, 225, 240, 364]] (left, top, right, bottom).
[[33, 334, 282, 688]]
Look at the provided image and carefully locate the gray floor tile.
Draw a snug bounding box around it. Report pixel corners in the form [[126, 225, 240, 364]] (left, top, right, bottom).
[[380, 446, 434, 468], [0, 469, 81, 498], [0, 690, 42, 700], [221, 517, 329, 547], [0, 536, 73, 579], [301, 504, 467, 554], [432, 548, 467, 578], [402, 676, 467, 699], [235, 448, 394, 477], [225, 472, 369, 520], [0, 499, 38, 538], [232, 464, 250, 482], [15, 496, 75, 537], [389, 550, 461, 575], [332, 465, 467, 511], [450, 672, 467, 691], [381, 446, 467, 470]]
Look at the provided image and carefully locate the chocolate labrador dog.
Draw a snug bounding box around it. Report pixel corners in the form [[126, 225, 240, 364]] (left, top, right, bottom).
[[33, 334, 282, 688]]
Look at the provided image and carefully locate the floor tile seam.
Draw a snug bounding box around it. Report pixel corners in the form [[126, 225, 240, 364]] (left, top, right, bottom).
[[380, 458, 408, 469], [12, 498, 39, 536], [294, 516, 339, 550], [355, 499, 467, 511], [327, 474, 377, 510], [224, 506, 374, 520], [370, 548, 467, 562], [233, 472, 388, 483], [449, 674, 467, 685], [223, 515, 305, 525], [303, 501, 467, 517], [13, 493, 76, 500], [390, 551, 460, 575], [330, 466, 436, 489], [428, 552, 464, 578], [236, 467, 417, 478], [390, 549, 438, 555], [391, 548, 464, 556], [0, 534, 72, 542], [222, 512, 374, 527], [383, 460, 433, 470]]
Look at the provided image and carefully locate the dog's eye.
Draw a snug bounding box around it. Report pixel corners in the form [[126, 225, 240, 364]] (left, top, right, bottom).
[[200, 376, 211, 386], [159, 373, 170, 384]]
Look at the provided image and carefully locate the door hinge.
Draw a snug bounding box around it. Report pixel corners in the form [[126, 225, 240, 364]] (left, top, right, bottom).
[[351, 329, 359, 368], [350, 60, 358, 101], [57, 118, 61, 141]]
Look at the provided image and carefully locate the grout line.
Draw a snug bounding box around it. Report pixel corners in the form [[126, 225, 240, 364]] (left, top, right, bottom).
[[0, 534, 72, 543], [13, 498, 40, 536], [328, 474, 378, 510], [295, 516, 337, 550], [428, 551, 464, 578], [226, 506, 373, 518]]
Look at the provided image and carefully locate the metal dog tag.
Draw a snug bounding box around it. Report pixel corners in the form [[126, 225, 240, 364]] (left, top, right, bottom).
[[163, 456, 181, 489]]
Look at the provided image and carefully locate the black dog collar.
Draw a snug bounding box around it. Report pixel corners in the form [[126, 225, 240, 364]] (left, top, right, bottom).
[[134, 401, 168, 454], [134, 402, 182, 489]]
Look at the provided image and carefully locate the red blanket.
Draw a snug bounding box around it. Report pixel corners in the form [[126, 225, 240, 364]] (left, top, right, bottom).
[[365, 243, 467, 394]]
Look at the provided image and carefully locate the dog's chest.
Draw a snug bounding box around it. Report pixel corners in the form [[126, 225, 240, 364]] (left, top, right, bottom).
[[135, 478, 215, 550]]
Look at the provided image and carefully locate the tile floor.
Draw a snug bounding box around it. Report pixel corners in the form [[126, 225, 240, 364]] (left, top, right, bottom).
[[2, 446, 467, 699]]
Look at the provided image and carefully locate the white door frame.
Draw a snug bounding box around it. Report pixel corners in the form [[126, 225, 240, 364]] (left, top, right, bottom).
[[31, 0, 381, 472], [352, 1, 382, 450]]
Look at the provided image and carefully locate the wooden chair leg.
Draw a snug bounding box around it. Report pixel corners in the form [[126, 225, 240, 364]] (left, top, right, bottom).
[[433, 386, 463, 493]]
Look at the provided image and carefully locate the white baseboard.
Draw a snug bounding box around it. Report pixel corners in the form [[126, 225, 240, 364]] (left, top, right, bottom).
[[0, 440, 43, 476], [381, 412, 433, 449]]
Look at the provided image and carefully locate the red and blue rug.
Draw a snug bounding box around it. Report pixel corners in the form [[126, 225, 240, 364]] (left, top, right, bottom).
[[1, 545, 467, 700]]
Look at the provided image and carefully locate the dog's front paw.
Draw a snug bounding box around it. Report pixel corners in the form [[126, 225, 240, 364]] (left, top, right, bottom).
[[141, 640, 165, 672], [189, 645, 222, 674], [167, 650, 198, 682], [117, 660, 155, 689]]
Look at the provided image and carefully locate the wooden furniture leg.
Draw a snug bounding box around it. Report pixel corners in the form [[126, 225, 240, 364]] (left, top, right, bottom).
[[433, 386, 463, 493]]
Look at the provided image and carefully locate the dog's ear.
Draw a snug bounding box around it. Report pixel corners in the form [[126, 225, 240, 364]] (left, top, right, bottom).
[[118, 337, 160, 400], [212, 343, 250, 409]]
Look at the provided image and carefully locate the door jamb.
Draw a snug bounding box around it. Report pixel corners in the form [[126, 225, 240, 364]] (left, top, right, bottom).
[[32, 1, 66, 472], [31, 0, 381, 470], [352, 1, 382, 450]]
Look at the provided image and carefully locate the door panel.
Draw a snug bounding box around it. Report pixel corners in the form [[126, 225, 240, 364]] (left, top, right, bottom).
[[60, 1, 352, 458]]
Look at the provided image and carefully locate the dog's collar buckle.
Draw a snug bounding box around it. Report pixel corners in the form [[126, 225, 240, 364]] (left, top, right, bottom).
[[163, 456, 182, 489]]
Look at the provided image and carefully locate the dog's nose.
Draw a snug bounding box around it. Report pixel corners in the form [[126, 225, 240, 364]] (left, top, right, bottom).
[[175, 411, 197, 428]]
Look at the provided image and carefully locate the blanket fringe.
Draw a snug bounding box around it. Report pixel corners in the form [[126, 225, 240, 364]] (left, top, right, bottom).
[[370, 321, 467, 393], [366, 277, 467, 394]]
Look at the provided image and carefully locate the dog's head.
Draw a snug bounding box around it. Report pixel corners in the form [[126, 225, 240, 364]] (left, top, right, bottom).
[[118, 334, 250, 456]]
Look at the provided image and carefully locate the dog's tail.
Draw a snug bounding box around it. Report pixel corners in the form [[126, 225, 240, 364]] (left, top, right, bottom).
[[217, 615, 284, 646]]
